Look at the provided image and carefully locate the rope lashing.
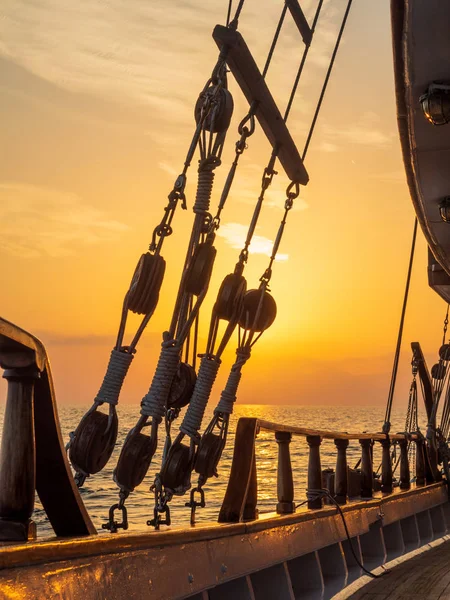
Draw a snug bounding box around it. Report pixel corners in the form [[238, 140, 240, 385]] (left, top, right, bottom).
[[383, 218, 418, 434], [215, 347, 251, 415], [95, 349, 134, 406], [140, 334, 181, 422], [180, 356, 221, 441], [193, 160, 216, 214]]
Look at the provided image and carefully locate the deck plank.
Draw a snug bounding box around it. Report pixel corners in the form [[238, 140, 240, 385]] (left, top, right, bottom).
[[348, 538, 450, 599]]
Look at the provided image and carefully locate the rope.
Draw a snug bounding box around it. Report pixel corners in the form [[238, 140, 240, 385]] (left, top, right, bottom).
[[180, 356, 221, 440], [215, 348, 251, 414], [302, 0, 353, 160], [193, 161, 216, 214], [140, 333, 181, 422], [298, 489, 388, 580], [262, 5, 287, 79], [283, 0, 324, 123], [94, 349, 134, 406], [383, 218, 418, 433]]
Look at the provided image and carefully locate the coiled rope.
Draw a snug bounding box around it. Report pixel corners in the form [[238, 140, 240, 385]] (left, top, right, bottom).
[[215, 348, 251, 415], [95, 349, 134, 406], [180, 356, 221, 440], [141, 333, 181, 422]]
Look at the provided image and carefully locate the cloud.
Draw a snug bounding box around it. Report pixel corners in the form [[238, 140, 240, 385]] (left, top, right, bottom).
[[0, 182, 128, 258], [318, 141, 338, 153], [321, 111, 394, 150], [370, 170, 406, 184], [217, 222, 288, 261]]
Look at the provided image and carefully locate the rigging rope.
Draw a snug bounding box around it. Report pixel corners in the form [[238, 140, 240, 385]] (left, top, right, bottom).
[[383, 218, 418, 434], [182, 0, 356, 525]]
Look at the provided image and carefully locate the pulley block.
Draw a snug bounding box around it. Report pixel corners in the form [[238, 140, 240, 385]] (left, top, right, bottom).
[[128, 252, 166, 315], [69, 409, 118, 476], [167, 362, 197, 410], [160, 442, 192, 491], [114, 428, 157, 492], [238, 289, 277, 332], [194, 87, 234, 133], [439, 344, 450, 361], [185, 243, 217, 296], [431, 363, 447, 380], [215, 272, 247, 321], [194, 432, 225, 479]]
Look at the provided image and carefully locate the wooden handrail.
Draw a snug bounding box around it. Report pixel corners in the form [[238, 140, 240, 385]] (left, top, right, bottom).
[[256, 419, 420, 441], [219, 416, 435, 524]]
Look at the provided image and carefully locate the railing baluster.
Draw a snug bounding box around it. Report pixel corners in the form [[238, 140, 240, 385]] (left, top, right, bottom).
[[381, 437, 393, 494], [359, 439, 373, 498], [0, 365, 39, 541], [334, 439, 348, 505], [276, 431, 295, 514], [307, 435, 322, 509], [399, 439, 411, 490]]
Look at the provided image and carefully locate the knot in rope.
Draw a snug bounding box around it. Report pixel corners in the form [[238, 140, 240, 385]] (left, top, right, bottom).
[[95, 348, 134, 406], [193, 159, 220, 214], [215, 347, 251, 415], [180, 356, 221, 441], [141, 333, 181, 422]]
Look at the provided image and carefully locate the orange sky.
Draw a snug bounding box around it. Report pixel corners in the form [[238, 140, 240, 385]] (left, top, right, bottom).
[[0, 0, 447, 411]]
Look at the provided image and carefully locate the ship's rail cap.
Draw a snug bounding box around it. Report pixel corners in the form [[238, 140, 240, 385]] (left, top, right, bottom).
[[256, 418, 419, 442], [0, 317, 47, 371]]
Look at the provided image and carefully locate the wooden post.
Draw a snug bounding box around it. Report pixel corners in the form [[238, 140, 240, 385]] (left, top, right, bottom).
[[219, 418, 258, 523], [307, 435, 322, 509], [399, 439, 411, 490], [334, 439, 348, 505], [359, 439, 373, 499], [380, 437, 393, 494], [0, 365, 39, 541], [276, 431, 295, 514], [415, 438, 426, 486], [243, 449, 258, 520]]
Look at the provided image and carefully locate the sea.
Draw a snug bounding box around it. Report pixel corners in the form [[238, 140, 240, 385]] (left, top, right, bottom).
[[0, 404, 420, 538]]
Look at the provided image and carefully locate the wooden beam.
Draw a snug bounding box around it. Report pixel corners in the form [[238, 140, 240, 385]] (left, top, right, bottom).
[[411, 342, 434, 422], [218, 417, 258, 523], [0, 317, 96, 537], [213, 25, 309, 185], [285, 0, 312, 45]]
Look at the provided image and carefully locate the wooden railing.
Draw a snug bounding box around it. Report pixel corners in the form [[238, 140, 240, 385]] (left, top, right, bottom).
[[218, 417, 438, 523], [0, 317, 95, 541]]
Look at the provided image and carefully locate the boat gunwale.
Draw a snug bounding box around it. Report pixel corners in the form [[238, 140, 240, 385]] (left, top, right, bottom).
[[0, 481, 445, 572]]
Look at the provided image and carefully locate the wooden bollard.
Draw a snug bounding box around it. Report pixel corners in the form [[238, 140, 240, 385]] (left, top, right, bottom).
[[359, 439, 373, 499], [415, 438, 426, 486], [399, 439, 410, 490], [276, 431, 295, 514], [0, 365, 39, 541], [334, 439, 349, 505], [307, 435, 322, 509], [380, 437, 393, 494]]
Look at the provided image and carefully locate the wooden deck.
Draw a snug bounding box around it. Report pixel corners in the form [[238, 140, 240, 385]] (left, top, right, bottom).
[[345, 535, 450, 599]]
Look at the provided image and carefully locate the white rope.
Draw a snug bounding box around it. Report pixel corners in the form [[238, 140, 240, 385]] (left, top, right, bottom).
[[180, 356, 221, 440], [215, 348, 250, 415], [141, 333, 181, 421], [95, 349, 134, 406]]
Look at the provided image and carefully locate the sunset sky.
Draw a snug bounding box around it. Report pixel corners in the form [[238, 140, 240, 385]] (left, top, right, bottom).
[[0, 0, 447, 411]]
